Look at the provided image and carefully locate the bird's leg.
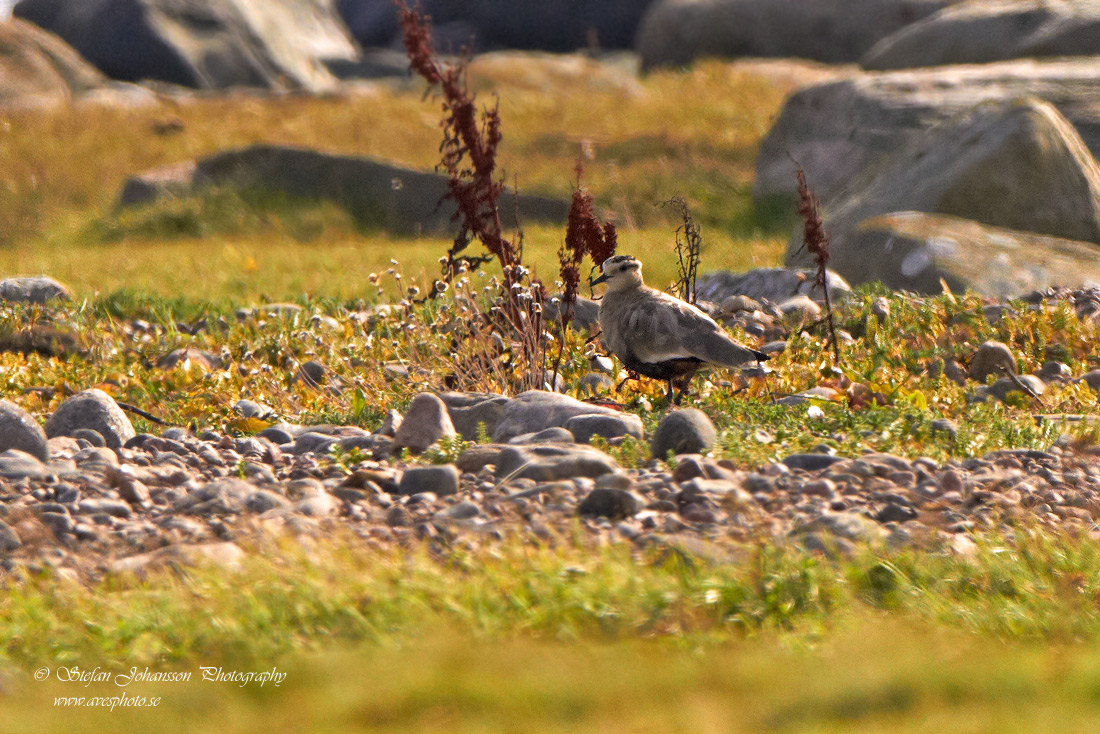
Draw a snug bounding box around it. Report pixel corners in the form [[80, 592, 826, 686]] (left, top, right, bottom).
[[616, 369, 643, 394], [670, 374, 690, 406], [666, 379, 675, 404], [674, 367, 700, 405]]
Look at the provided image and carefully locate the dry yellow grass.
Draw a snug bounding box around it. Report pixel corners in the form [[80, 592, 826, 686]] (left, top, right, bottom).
[[0, 56, 794, 303]]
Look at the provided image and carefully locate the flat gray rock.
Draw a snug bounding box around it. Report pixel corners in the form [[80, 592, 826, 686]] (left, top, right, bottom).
[[847, 212, 1100, 296], [695, 268, 851, 308], [637, 0, 951, 70], [577, 487, 640, 519], [174, 479, 258, 515], [508, 427, 575, 445], [45, 389, 135, 449], [0, 399, 48, 462], [439, 392, 511, 441], [0, 449, 50, 479], [433, 501, 481, 523], [982, 374, 1046, 403], [495, 444, 619, 482], [782, 453, 846, 472], [492, 390, 639, 443], [564, 413, 643, 444], [292, 432, 339, 456], [397, 465, 460, 497], [0, 275, 70, 303], [119, 146, 570, 236], [864, 1, 1100, 71]]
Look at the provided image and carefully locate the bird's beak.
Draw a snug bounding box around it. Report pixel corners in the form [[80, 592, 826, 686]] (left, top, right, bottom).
[[590, 272, 610, 287]]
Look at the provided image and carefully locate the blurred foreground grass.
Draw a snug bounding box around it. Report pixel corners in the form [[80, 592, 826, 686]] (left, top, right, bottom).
[[8, 622, 1100, 733], [4, 531, 1100, 732]]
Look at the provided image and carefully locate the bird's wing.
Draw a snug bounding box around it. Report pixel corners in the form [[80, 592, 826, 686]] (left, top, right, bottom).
[[618, 293, 696, 363], [636, 291, 765, 368]]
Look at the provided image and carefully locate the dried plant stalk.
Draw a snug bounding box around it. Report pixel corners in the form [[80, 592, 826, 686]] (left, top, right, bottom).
[[662, 196, 702, 305], [794, 163, 841, 365], [398, 2, 546, 391]]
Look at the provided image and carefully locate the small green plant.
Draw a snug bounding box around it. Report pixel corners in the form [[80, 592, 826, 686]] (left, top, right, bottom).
[[422, 433, 471, 465], [328, 444, 367, 474], [589, 433, 650, 470]]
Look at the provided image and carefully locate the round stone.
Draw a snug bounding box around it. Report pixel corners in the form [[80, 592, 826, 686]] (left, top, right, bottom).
[[0, 399, 49, 462], [44, 389, 135, 449], [650, 409, 717, 459], [969, 341, 1016, 383]]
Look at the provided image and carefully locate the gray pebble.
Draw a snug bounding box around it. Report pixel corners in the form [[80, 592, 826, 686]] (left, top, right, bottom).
[[398, 465, 460, 497], [578, 488, 640, 519]]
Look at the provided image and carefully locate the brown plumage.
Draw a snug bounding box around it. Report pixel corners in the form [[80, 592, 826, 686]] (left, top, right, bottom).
[[592, 255, 768, 402]]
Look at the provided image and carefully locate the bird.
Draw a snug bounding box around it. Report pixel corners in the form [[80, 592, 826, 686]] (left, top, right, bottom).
[[591, 254, 769, 403]]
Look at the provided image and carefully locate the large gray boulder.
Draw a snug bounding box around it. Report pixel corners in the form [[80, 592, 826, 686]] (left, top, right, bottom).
[[14, 0, 359, 92], [694, 268, 851, 307], [755, 59, 1100, 202], [44, 388, 135, 449], [842, 211, 1100, 296], [0, 17, 104, 108], [495, 443, 620, 481], [118, 145, 569, 235], [864, 1, 1100, 71], [785, 98, 1100, 287], [636, 0, 951, 71], [337, 0, 654, 52]]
